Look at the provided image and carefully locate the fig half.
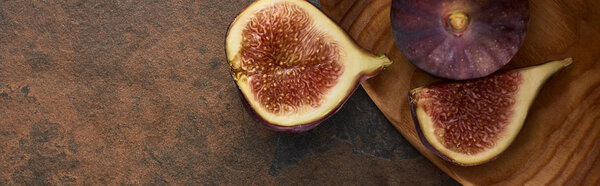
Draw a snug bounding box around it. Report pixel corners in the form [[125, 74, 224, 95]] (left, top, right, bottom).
[[391, 0, 530, 80], [409, 58, 572, 166], [226, 0, 393, 132]]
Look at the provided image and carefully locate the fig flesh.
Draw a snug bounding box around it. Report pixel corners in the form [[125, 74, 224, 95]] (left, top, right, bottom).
[[391, 0, 530, 80], [226, 0, 393, 132], [409, 58, 572, 166]]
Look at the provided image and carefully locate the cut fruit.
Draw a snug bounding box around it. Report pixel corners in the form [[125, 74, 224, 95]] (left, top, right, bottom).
[[409, 58, 572, 166], [391, 0, 530, 80], [226, 0, 393, 132]]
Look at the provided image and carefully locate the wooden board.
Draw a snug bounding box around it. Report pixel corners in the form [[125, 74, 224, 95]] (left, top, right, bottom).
[[320, 0, 600, 185]]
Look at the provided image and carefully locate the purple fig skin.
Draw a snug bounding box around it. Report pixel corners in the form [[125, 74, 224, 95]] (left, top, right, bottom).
[[237, 70, 386, 133], [408, 92, 499, 166], [391, 0, 530, 80]]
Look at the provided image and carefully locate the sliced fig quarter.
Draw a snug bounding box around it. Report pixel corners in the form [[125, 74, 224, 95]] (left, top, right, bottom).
[[226, 0, 393, 132], [391, 0, 530, 80], [409, 58, 573, 166]]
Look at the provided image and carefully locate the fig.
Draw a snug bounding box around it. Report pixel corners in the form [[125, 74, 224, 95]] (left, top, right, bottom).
[[226, 0, 393, 132], [409, 58, 572, 166], [391, 0, 530, 80]]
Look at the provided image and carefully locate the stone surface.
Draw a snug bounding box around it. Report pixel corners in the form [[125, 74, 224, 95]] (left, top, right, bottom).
[[0, 0, 458, 185]]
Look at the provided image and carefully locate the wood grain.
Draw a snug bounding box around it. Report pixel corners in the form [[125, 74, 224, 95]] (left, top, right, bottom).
[[320, 0, 600, 185]]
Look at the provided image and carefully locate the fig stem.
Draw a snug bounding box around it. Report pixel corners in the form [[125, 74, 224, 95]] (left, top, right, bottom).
[[448, 12, 469, 31], [377, 54, 393, 67], [560, 57, 573, 67]]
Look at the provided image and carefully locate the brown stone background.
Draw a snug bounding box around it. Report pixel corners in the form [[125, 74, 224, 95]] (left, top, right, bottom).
[[0, 0, 458, 184]]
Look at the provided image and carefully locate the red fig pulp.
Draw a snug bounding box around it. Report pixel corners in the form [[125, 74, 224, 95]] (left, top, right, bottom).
[[226, 0, 392, 132], [410, 58, 572, 166]]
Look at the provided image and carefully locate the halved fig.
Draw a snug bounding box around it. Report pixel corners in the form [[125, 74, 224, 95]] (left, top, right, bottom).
[[391, 0, 530, 80], [226, 0, 393, 132], [409, 58, 572, 166]]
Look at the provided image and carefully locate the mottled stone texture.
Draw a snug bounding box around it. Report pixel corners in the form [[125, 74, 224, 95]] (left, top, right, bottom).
[[0, 0, 457, 185]]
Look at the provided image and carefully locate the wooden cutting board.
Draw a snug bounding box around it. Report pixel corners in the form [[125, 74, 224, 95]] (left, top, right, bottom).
[[320, 0, 600, 185]]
